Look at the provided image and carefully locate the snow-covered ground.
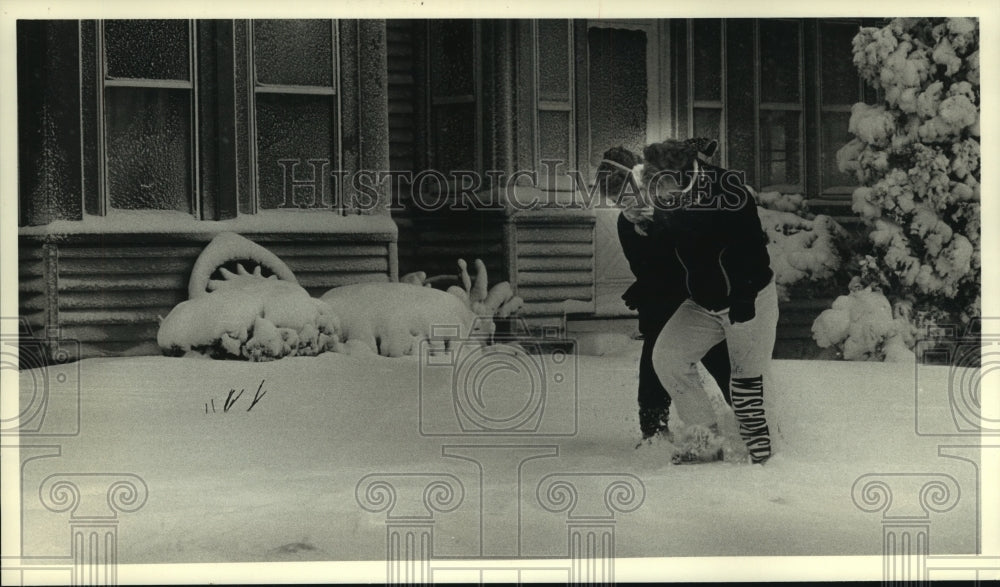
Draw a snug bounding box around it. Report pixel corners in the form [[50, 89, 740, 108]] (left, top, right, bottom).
[[13, 341, 981, 576]]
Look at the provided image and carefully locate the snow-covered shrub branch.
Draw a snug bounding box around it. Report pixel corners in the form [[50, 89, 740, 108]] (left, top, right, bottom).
[[815, 17, 980, 361], [754, 190, 851, 302]]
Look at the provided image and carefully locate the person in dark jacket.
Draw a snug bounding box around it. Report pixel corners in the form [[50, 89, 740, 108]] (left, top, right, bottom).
[[640, 138, 778, 465], [597, 146, 731, 445]]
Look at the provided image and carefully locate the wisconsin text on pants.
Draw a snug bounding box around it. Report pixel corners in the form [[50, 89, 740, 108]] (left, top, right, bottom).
[[731, 375, 771, 463]]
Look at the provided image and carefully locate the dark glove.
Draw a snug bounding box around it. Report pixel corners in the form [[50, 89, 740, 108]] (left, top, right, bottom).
[[622, 283, 643, 311], [728, 299, 756, 325]]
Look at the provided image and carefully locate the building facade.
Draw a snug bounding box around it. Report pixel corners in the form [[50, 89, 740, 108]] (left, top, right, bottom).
[[17, 18, 878, 360]]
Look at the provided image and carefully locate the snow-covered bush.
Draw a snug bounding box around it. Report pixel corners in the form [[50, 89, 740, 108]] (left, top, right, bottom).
[[187, 231, 298, 298], [158, 233, 342, 361], [812, 279, 916, 362], [754, 190, 851, 302], [817, 17, 980, 360], [158, 279, 342, 361], [320, 282, 483, 357], [404, 259, 524, 326], [158, 233, 522, 361]]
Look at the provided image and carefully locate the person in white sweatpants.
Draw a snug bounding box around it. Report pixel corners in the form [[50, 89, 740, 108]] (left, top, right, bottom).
[[652, 281, 778, 463], [639, 137, 779, 464]]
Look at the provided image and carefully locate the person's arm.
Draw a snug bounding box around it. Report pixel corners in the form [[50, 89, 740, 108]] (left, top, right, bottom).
[[617, 213, 649, 282], [720, 177, 772, 324], [618, 213, 687, 310]]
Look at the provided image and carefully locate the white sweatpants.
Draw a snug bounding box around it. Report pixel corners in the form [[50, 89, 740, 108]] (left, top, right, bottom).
[[651, 280, 779, 461]]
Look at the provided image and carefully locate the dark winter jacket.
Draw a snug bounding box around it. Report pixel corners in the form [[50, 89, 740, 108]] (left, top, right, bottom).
[[649, 161, 773, 312], [617, 213, 689, 312]]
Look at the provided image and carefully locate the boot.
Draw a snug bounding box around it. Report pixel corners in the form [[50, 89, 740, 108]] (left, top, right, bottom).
[[670, 423, 725, 464], [636, 406, 672, 448]]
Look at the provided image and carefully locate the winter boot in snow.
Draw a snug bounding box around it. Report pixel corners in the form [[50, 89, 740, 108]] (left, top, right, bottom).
[[636, 406, 672, 448], [670, 423, 725, 464]]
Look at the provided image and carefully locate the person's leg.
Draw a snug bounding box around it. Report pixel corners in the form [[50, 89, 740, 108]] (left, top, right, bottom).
[[637, 306, 673, 439], [723, 281, 780, 463], [700, 339, 732, 406], [651, 300, 726, 429]]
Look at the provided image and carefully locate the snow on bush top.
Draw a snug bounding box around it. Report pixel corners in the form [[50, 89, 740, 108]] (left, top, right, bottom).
[[812, 285, 915, 363], [157, 279, 341, 361], [320, 282, 481, 358], [754, 190, 848, 301], [187, 232, 298, 299]]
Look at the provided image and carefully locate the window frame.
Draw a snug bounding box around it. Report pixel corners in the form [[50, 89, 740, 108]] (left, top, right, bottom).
[[685, 18, 727, 168], [82, 19, 348, 220], [679, 17, 873, 201], [755, 17, 806, 194], [92, 19, 202, 217], [247, 19, 343, 213], [421, 19, 484, 183], [532, 18, 576, 178], [815, 17, 868, 200], [583, 18, 666, 184]]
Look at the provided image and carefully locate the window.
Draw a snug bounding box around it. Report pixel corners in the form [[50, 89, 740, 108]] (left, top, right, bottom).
[[100, 20, 197, 214], [85, 19, 348, 218], [587, 24, 648, 174], [681, 18, 871, 200], [534, 19, 575, 174], [818, 20, 867, 198], [415, 19, 577, 186], [425, 20, 482, 176], [251, 20, 340, 211], [687, 19, 724, 167], [757, 19, 804, 192]]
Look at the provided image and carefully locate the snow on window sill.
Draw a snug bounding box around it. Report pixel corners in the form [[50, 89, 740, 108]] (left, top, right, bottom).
[[19, 209, 399, 238]]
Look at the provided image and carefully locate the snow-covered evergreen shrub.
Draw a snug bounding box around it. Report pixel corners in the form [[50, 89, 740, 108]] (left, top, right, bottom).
[[754, 190, 851, 302], [816, 17, 980, 360], [812, 278, 916, 362]]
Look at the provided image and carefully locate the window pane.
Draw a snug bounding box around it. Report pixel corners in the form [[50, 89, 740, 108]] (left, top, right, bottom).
[[253, 20, 334, 87], [759, 19, 800, 103], [537, 20, 570, 101], [538, 110, 571, 166], [821, 21, 862, 105], [104, 20, 189, 81], [429, 20, 475, 97], [587, 27, 647, 170], [692, 108, 722, 166], [255, 94, 335, 209], [760, 109, 801, 188], [105, 87, 192, 212], [691, 19, 722, 102], [432, 103, 477, 173], [821, 110, 856, 192]]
